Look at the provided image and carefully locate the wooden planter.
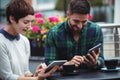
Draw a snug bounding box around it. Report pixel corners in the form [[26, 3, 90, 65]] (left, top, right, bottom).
[[29, 39, 44, 57]]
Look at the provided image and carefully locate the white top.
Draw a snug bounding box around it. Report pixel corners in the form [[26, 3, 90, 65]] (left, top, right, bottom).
[[0, 33, 30, 80]]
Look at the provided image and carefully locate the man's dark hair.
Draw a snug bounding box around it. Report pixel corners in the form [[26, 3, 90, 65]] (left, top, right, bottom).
[[6, 0, 34, 24], [69, 0, 90, 14]]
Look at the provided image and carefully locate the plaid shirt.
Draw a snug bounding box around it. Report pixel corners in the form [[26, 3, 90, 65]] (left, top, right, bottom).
[[45, 20, 104, 68]]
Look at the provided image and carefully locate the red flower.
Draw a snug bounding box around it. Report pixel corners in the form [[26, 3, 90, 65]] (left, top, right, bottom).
[[88, 14, 93, 20], [48, 16, 59, 23], [32, 26, 40, 33], [34, 12, 43, 18], [37, 18, 44, 24]]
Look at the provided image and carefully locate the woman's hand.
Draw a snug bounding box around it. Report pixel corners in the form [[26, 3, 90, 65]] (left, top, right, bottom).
[[37, 65, 59, 80], [34, 63, 59, 80], [34, 63, 47, 77]]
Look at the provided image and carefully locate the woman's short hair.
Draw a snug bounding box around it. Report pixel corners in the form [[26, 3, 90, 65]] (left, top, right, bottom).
[[6, 0, 34, 24]]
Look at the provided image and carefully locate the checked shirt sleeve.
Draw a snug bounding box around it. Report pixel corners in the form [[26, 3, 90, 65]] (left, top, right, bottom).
[[45, 30, 57, 65]]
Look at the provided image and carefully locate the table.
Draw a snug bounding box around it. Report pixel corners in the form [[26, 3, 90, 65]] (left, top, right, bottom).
[[48, 69, 120, 80]]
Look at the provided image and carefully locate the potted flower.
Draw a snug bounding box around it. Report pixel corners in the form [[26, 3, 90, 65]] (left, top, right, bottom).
[[25, 12, 66, 56]]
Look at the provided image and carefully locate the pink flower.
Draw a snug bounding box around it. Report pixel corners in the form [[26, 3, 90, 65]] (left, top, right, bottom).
[[40, 28, 46, 35], [48, 16, 59, 23], [37, 18, 44, 24], [34, 12, 43, 18], [88, 14, 93, 20], [32, 26, 40, 33]]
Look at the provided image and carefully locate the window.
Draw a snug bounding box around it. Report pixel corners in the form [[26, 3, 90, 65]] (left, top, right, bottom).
[[0, 0, 9, 23], [36, 0, 56, 5]]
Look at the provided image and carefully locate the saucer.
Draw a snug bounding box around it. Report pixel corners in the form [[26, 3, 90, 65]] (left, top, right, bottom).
[[100, 67, 120, 72], [61, 70, 79, 76]]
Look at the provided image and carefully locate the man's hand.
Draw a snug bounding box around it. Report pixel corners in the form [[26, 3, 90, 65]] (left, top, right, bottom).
[[65, 55, 84, 67], [83, 48, 100, 67]]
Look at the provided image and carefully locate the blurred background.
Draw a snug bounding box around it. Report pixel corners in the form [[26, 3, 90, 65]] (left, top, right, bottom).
[[0, 0, 117, 24]]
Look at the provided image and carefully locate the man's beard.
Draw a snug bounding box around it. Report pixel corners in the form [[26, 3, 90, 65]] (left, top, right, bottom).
[[68, 20, 81, 33]]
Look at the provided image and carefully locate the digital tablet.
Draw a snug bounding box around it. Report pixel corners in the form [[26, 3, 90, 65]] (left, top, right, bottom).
[[88, 43, 102, 53], [45, 60, 67, 73]]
